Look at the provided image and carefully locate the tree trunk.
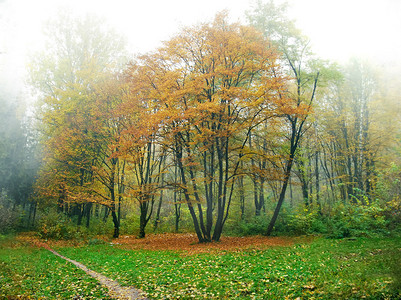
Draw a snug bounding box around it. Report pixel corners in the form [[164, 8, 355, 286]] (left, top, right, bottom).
[[297, 158, 309, 207], [110, 158, 119, 238], [138, 202, 147, 238], [103, 205, 109, 222], [85, 202, 92, 228], [153, 165, 165, 231], [265, 71, 319, 236], [175, 200, 181, 233], [238, 172, 245, 220], [265, 155, 294, 236], [77, 204, 83, 226], [176, 142, 206, 243], [111, 210, 119, 238], [315, 150, 321, 210], [153, 190, 163, 231]]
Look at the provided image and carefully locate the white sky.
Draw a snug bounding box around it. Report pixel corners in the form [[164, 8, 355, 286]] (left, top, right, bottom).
[[0, 0, 400, 94]]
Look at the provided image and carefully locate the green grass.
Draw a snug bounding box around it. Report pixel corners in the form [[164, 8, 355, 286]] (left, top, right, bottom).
[[0, 236, 112, 299], [57, 236, 401, 299], [1, 234, 400, 299]]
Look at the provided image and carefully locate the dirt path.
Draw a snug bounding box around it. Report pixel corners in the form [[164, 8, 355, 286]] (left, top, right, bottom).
[[48, 248, 148, 300], [19, 236, 148, 300]]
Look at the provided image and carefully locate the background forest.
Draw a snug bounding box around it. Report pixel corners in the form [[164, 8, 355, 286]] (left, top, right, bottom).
[[1, 0, 401, 242]]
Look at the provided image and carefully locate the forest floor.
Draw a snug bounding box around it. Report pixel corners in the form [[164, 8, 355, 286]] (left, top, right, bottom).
[[19, 232, 298, 254], [12, 233, 297, 299], [111, 233, 297, 254], [3, 233, 400, 299]]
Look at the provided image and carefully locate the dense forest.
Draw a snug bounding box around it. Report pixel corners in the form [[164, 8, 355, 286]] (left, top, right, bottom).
[[1, 1, 400, 243]]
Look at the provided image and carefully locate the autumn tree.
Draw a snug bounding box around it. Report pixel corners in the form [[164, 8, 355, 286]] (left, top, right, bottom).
[[247, 0, 323, 235], [316, 59, 399, 205], [124, 12, 287, 242], [29, 12, 127, 235], [118, 90, 167, 238]]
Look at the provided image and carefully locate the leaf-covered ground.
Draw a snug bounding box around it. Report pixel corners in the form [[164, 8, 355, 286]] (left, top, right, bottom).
[[57, 235, 401, 299], [1, 234, 400, 299], [112, 233, 295, 254], [0, 237, 112, 299]]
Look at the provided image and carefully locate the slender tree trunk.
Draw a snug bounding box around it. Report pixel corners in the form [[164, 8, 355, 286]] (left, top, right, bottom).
[[298, 159, 309, 207], [85, 202, 92, 228], [138, 201, 148, 238], [265, 71, 319, 236], [174, 164, 181, 232], [111, 210, 119, 238], [289, 176, 294, 208], [153, 157, 165, 231], [103, 206, 109, 222], [153, 189, 163, 231], [315, 150, 321, 211], [238, 170, 245, 220], [175, 193, 181, 233], [265, 153, 294, 236], [110, 158, 120, 238], [176, 142, 206, 243], [77, 204, 83, 226]]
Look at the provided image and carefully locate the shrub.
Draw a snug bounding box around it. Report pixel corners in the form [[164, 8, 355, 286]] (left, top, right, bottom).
[[0, 194, 25, 234], [37, 209, 83, 240], [271, 199, 392, 238], [325, 200, 390, 238], [237, 215, 270, 236], [383, 198, 401, 230], [285, 206, 326, 235], [88, 238, 107, 245]]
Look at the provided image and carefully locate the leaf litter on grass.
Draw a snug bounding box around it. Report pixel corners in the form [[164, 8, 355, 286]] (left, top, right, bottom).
[[110, 233, 295, 254]]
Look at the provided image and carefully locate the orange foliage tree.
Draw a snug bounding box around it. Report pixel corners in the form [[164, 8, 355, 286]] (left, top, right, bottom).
[[124, 13, 288, 242]]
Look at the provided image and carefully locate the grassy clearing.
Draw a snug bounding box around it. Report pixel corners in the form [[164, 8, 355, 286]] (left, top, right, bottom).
[[58, 236, 401, 299], [0, 236, 112, 299], [1, 234, 400, 299]]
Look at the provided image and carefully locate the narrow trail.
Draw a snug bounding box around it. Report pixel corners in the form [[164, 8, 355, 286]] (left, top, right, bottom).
[[48, 248, 149, 300], [25, 238, 148, 300]]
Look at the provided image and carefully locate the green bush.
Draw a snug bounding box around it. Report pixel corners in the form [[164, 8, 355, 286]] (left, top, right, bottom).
[[269, 199, 392, 238], [238, 215, 270, 236], [0, 196, 26, 234], [325, 200, 390, 238], [284, 206, 326, 235], [86, 217, 114, 236], [383, 198, 401, 230], [88, 238, 108, 245], [36, 206, 119, 240], [37, 209, 85, 240]]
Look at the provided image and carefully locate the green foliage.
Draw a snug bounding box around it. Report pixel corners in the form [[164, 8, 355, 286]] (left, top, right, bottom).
[[87, 238, 108, 246], [36, 208, 115, 240], [375, 163, 400, 202], [383, 199, 401, 230], [119, 213, 140, 236], [0, 194, 26, 234], [325, 201, 389, 238], [58, 236, 401, 299], [222, 197, 397, 239], [284, 206, 326, 235], [237, 215, 270, 236], [37, 209, 77, 240], [0, 240, 112, 299], [266, 200, 392, 238]]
